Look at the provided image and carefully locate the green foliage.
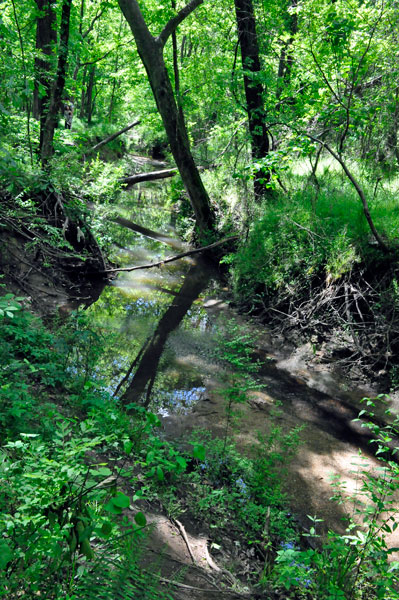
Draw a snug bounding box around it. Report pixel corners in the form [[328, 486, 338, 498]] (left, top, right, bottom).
[[0, 307, 67, 435], [230, 176, 399, 304], [0, 291, 23, 319], [0, 303, 177, 598], [183, 428, 301, 549]]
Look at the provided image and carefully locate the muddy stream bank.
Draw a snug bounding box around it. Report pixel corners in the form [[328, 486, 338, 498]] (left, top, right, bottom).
[[75, 169, 399, 568]]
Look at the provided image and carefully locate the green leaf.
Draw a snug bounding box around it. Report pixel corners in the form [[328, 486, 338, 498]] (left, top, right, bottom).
[[101, 522, 112, 536], [90, 466, 112, 477], [111, 492, 130, 508], [193, 444, 206, 461], [147, 412, 161, 427], [175, 456, 187, 470], [104, 500, 122, 514], [124, 440, 133, 454], [0, 541, 12, 569], [134, 512, 147, 527], [156, 466, 164, 481]]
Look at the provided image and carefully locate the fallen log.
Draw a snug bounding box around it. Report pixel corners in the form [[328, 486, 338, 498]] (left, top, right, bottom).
[[121, 167, 178, 186], [87, 119, 141, 154], [100, 235, 239, 274], [112, 215, 182, 248]]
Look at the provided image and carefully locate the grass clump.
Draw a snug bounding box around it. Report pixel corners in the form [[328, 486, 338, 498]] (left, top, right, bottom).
[[231, 185, 370, 305], [232, 173, 399, 307]]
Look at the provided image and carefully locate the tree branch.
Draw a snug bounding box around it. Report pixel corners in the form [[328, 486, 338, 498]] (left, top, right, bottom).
[[100, 235, 238, 274], [121, 167, 178, 186], [112, 215, 181, 248], [157, 0, 203, 47], [82, 7, 106, 39], [87, 119, 140, 154]]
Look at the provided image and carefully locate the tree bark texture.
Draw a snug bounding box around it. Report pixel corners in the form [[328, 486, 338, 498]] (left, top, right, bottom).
[[234, 0, 270, 199], [117, 0, 215, 237], [33, 0, 57, 132], [40, 0, 73, 165]]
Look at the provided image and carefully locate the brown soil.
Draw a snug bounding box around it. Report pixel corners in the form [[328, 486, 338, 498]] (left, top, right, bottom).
[[160, 294, 399, 557]]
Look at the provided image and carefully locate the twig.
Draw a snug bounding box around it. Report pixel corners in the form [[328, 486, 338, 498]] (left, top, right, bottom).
[[99, 236, 239, 274], [289, 219, 324, 239], [172, 518, 196, 564], [158, 575, 251, 596], [204, 543, 221, 572]]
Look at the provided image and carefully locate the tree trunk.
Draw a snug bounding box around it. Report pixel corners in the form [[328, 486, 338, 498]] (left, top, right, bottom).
[[122, 167, 177, 186], [40, 0, 73, 165], [117, 0, 215, 237], [85, 65, 95, 123], [120, 258, 211, 407], [79, 65, 87, 118], [108, 15, 124, 122], [33, 0, 57, 132], [234, 0, 270, 200], [87, 119, 140, 154]]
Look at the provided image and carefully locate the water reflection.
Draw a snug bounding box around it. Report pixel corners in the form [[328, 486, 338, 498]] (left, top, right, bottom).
[[120, 257, 213, 407], [157, 386, 206, 416], [88, 174, 216, 413]]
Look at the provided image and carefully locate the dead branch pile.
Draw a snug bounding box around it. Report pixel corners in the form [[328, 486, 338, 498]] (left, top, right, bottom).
[[251, 260, 399, 383]]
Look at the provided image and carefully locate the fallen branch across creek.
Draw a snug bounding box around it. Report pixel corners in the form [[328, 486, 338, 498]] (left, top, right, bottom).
[[121, 167, 178, 186], [86, 119, 141, 155], [99, 235, 239, 274], [112, 215, 180, 247]]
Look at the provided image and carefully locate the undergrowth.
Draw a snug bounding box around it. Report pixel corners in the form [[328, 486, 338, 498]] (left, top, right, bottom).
[[230, 175, 399, 385], [0, 300, 172, 599], [1, 290, 399, 599]]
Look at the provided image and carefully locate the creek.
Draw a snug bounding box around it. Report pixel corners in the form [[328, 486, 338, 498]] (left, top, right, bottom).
[[84, 159, 399, 548]]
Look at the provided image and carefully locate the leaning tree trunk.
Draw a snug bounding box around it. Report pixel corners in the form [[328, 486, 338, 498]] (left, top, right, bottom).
[[117, 0, 215, 237], [234, 0, 270, 199], [40, 0, 73, 165]]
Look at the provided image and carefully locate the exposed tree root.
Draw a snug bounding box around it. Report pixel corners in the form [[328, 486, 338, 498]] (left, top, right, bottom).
[[249, 259, 399, 385], [0, 188, 107, 312]]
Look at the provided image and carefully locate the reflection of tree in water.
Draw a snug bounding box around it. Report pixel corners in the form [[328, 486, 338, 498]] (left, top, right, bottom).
[[119, 257, 213, 408]]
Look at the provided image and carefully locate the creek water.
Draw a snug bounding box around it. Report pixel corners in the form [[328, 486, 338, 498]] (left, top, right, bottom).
[[86, 164, 399, 547]]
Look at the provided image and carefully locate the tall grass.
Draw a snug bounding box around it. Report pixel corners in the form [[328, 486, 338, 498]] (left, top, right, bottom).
[[231, 171, 399, 304]]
